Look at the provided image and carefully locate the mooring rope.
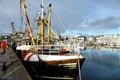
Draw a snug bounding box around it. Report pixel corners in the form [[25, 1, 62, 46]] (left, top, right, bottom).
[[78, 57, 82, 80]]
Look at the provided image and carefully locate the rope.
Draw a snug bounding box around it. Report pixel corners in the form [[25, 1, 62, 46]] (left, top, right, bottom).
[[77, 57, 82, 80], [19, 5, 24, 31], [45, 21, 70, 51], [52, 10, 76, 49]]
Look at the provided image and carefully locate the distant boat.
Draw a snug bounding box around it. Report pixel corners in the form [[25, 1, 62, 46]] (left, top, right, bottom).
[[15, 0, 85, 80]]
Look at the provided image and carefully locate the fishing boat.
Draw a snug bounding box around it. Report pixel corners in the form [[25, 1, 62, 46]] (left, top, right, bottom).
[[16, 0, 85, 80]]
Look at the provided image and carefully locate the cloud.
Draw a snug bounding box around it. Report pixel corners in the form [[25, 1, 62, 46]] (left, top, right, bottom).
[[0, 0, 120, 35], [0, 0, 20, 23], [0, 0, 3, 3], [49, 0, 120, 35], [96, 0, 120, 9], [77, 16, 120, 35], [89, 16, 120, 30], [57, 15, 120, 35]]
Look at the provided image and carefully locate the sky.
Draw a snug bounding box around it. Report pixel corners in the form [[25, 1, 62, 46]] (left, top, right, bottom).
[[0, 0, 120, 36]]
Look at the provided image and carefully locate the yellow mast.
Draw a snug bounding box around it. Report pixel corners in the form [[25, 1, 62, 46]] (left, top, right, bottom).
[[47, 4, 52, 45], [41, 1, 45, 51], [20, 0, 36, 52], [36, 17, 41, 46], [37, 1, 52, 52], [40, 2, 70, 51]]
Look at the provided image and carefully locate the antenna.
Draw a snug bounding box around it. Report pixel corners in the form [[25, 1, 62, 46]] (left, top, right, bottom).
[[41, 0, 44, 19]]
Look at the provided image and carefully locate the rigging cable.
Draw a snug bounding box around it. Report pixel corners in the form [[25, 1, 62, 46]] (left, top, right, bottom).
[[19, 4, 24, 32], [45, 21, 71, 52], [52, 9, 75, 51]]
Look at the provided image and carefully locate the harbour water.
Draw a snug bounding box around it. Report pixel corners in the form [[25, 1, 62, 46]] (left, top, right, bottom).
[[81, 46, 120, 80]]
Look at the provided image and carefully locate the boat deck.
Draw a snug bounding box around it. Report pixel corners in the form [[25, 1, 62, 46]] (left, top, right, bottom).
[[0, 47, 32, 80]]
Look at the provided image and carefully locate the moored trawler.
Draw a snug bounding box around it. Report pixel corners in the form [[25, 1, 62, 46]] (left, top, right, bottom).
[[15, 0, 85, 80]]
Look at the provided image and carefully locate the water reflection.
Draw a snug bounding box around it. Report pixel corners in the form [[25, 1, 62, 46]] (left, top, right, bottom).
[[81, 46, 120, 80]]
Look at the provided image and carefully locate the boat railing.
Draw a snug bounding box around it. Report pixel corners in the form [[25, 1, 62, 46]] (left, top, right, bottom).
[[18, 44, 81, 55], [36, 45, 64, 49], [35, 45, 73, 55], [27, 44, 81, 54]]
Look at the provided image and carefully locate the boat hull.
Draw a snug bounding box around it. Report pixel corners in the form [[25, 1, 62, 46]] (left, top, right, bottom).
[[15, 48, 85, 80], [21, 57, 85, 80]]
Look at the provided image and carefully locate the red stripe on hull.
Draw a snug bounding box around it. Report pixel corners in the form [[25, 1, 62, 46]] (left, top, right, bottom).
[[27, 53, 34, 61]]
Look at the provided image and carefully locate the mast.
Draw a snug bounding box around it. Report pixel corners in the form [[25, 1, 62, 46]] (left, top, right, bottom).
[[11, 22, 15, 39], [48, 3, 52, 45], [41, 0, 45, 50], [20, 0, 36, 52]]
